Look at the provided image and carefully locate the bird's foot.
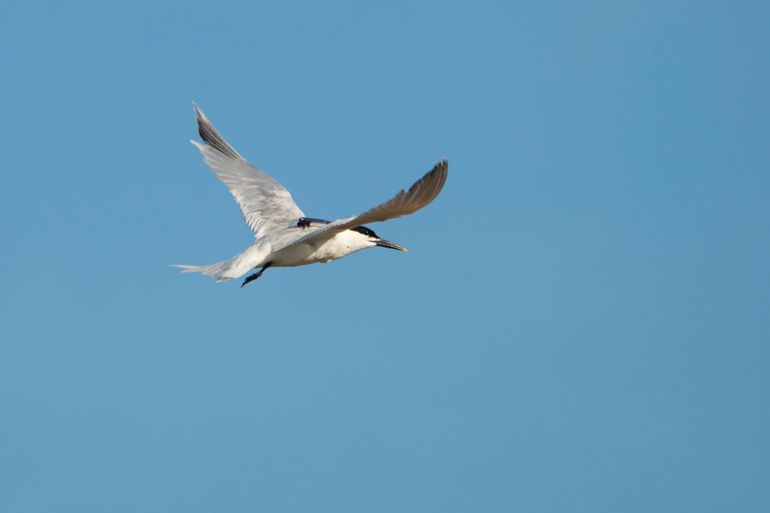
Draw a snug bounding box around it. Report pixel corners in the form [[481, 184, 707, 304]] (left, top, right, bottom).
[[297, 217, 311, 229], [241, 262, 273, 287], [241, 271, 263, 287]]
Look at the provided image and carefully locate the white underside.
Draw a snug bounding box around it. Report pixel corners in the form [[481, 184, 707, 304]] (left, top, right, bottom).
[[269, 230, 375, 267], [176, 230, 375, 281]]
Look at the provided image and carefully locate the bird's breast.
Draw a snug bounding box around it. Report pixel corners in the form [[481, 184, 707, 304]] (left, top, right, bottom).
[[269, 232, 369, 267]]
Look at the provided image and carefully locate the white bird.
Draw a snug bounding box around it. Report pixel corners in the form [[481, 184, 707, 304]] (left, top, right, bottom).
[[175, 105, 448, 287]]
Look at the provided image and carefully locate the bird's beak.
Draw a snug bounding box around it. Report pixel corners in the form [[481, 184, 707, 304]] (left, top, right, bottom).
[[376, 239, 408, 252]]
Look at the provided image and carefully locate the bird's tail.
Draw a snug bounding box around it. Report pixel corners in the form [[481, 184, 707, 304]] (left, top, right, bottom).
[[173, 242, 271, 282], [172, 261, 235, 282]]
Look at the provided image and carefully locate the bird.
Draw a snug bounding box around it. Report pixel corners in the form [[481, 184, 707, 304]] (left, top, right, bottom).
[[174, 105, 448, 287]]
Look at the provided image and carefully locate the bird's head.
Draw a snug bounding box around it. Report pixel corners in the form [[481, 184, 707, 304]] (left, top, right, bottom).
[[350, 226, 408, 252]]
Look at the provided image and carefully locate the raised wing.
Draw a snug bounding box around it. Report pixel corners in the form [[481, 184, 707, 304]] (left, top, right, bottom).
[[191, 105, 304, 239], [274, 159, 448, 252]]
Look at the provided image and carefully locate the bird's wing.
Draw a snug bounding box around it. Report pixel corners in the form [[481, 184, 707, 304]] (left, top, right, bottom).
[[272, 159, 448, 252], [191, 105, 304, 239]]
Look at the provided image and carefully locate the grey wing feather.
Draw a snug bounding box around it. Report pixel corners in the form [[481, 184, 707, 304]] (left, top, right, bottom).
[[191, 105, 304, 239], [194, 105, 243, 160], [274, 159, 448, 252]]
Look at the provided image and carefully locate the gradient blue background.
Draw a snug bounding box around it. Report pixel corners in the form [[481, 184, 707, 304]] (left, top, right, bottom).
[[1, 1, 769, 511]]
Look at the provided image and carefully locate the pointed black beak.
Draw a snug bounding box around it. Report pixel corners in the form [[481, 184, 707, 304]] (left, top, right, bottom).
[[376, 239, 408, 252]]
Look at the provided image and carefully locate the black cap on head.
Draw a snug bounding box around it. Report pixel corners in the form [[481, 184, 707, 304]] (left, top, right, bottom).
[[351, 226, 378, 238]]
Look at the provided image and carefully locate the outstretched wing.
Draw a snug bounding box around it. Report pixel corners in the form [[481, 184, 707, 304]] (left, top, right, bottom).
[[191, 105, 304, 239], [273, 159, 448, 252]]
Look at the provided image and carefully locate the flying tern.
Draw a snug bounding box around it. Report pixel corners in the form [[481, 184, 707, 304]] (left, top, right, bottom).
[[175, 105, 448, 286]]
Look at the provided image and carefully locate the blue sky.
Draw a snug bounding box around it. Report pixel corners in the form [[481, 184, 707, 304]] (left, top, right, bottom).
[[1, 1, 769, 512]]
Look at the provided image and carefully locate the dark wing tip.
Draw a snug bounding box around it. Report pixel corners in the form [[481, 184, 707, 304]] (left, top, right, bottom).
[[192, 104, 242, 160], [418, 158, 448, 208], [428, 159, 449, 185], [423, 158, 448, 194], [435, 158, 448, 188], [392, 158, 448, 216]]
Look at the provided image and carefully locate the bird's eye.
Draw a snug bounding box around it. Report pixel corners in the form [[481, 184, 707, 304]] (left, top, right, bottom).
[[352, 226, 378, 238]]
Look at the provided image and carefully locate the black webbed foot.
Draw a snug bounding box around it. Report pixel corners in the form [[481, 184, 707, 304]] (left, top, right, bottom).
[[297, 217, 311, 228], [241, 272, 262, 287], [241, 262, 273, 288]]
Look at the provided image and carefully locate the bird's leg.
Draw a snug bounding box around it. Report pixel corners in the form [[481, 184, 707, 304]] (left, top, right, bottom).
[[241, 262, 273, 287]]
